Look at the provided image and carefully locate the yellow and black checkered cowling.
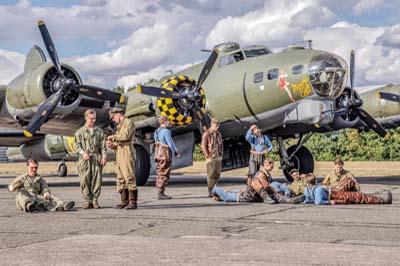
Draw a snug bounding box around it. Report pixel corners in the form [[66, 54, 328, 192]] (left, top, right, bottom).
[[157, 75, 206, 126]]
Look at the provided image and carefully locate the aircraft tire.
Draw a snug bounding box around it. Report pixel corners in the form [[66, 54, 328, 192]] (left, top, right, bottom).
[[134, 144, 151, 186], [57, 163, 68, 177], [283, 146, 314, 182]]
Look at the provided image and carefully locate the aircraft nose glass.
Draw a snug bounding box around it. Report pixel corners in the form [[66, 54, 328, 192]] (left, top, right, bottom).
[[308, 54, 347, 99]]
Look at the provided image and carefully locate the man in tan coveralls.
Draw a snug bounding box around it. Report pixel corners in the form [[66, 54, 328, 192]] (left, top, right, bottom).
[[321, 158, 360, 192], [74, 109, 107, 209], [8, 159, 75, 212], [287, 169, 306, 196], [107, 107, 138, 210], [201, 118, 223, 197]]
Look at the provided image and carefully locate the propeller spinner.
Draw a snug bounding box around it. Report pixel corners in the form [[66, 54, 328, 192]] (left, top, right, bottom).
[[137, 48, 219, 130]]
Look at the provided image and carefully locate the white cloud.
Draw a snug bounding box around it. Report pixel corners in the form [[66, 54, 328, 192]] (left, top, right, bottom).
[[377, 24, 400, 48], [354, 0, 384, 15], [303, 21, 400, 85], [117, 63, 194, 89], [0, 49, 25, 84], [206, 0, 336, 48]]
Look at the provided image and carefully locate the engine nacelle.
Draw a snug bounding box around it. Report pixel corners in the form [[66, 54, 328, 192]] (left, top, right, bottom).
[[5, 46, 82, 120], [19, 135, 67, 161]]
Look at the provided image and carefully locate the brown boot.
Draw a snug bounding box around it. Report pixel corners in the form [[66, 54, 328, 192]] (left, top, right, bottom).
[[114, 189, 129, 209], [92, 201, 101, 209], [125, 190, 138, 210]]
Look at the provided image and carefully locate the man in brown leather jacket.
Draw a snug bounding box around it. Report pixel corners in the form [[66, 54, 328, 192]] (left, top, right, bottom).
[[212, 158, 277, 204], [201, 118, 223, 197]]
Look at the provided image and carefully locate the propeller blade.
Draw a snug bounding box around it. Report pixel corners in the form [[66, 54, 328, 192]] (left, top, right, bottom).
[[24, 91, 62, 137], [75, 84, 126, 104], [349, 50, 355, 99], [137, 85, 184, 99], [195, 48, 219, 90], [192, 102, 211, 130], [358, 108, 389, 139], [38, 20, 64, 78], [377, 92, 400, 103]]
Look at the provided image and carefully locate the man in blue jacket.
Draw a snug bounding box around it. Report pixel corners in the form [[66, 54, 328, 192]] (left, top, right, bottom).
[[245, 124, 273, 185], [154, 116, 180, 200]]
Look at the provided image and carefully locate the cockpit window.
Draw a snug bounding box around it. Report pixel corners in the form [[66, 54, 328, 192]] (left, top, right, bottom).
[[219, 52, 245, 68], [244, 48, 271, 58]]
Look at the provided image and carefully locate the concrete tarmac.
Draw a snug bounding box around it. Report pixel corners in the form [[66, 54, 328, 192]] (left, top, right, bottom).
[[0, 174, 399, 266]]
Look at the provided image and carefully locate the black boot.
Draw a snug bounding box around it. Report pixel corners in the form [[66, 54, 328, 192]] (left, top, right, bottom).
[[125, 190, 138, 209], [158, 190, 172, 200], [380, 190, 392, 204], [290, 195, 305, 204], [260, 189, 277, 204], [25, 201, 34, 212], [115, 189, 129, 209]]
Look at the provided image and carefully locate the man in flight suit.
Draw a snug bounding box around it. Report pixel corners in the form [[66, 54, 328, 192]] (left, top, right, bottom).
[[9, 159, 75, 212], [245, 124, 273, 185], [107, 107, 138, 210], [74, 109, 107, 209], [201, 118, 224, 197], [321, 158, 360, 192], [154, 116, 180, 200]]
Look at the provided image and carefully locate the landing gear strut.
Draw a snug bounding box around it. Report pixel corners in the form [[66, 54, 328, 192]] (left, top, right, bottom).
[[277, 134, 314, 182]]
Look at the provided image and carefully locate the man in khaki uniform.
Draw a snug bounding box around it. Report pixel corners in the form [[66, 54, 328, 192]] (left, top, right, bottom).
[[321, 158, 360, 192], [9, 159, 75, 212], [287, 169, 306, 196], [201, 118, 223, 197], [107, 107, 138, 210], [74, 109, 107, 209]]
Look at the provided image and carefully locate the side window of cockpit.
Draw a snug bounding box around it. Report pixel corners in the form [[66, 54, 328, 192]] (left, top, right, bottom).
[[268, 68, 279, 80], [228, 52, 244, 64], [292, 64, 304, 75], [219, 55, 229, 68], [253, 72, 264, 83]]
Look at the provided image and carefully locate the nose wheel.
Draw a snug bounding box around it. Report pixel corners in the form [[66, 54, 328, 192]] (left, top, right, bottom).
[[277, 136, 314, 182]]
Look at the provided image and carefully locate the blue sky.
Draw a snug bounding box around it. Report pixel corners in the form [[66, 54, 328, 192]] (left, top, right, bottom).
[[1, 0, 400, 88]]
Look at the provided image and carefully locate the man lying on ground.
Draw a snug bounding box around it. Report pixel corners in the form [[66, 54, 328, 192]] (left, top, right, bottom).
[[304, 173, 392, 205]]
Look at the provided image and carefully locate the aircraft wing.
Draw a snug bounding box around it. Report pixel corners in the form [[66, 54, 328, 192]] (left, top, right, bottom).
[[0, 129, 44, 146], [359, 84, 400, 128]]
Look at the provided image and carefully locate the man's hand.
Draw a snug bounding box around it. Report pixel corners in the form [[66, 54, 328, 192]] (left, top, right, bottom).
[[82, 153, 90, 161], [329, 200, 336, 205], [107, 140, 117, 149], [175, 153, 181, 159], [100, 158, 107, 166], [43, 192, 51, 200], [107, 135, 114, 141]]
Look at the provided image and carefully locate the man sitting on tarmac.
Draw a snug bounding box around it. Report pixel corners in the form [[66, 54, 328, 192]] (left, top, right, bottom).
[[321, 158, 360, 192], [8, 158, 75, 212], [304, 173, 392, 205]]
